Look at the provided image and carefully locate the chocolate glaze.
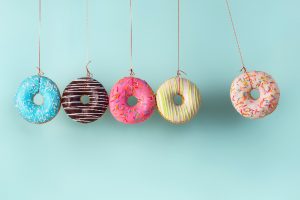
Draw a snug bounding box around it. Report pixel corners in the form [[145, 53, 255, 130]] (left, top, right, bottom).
[[62, 77, 109, 123]]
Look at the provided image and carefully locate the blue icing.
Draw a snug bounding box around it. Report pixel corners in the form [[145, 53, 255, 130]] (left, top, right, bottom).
[[15, 75, 61, 124]]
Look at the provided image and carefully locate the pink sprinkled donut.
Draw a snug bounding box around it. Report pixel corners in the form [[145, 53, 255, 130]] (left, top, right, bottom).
[[230, 71, 280, 119], [109, 77, 156, 124]]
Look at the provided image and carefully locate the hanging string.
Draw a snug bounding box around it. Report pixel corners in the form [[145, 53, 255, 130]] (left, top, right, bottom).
[[177, 0, 181, 77], [176, 0, 187, 93], [129, 0, 135, 76], [225, 0, 248, 73], [37, 0, 43, 76], [85, 0, 92, 77], [225, 0, 253, 88], [176, 0, 187, 77]]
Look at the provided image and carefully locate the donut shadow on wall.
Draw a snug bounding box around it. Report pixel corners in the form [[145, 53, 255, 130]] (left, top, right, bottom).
[[200, 87, 246, 128], [58, 85, 244, 131]]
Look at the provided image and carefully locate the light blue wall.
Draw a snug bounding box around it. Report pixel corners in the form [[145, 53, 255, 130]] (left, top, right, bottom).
[[0, 0, 299, 199]]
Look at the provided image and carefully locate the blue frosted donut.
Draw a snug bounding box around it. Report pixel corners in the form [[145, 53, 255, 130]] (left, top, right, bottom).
[[15, 75, 61, 124]]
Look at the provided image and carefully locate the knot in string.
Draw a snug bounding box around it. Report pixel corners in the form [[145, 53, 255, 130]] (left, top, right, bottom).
[[129, 68, 135, 76], [85, 60, 93, 78], [176, 69, 186, 77], [240, 65, 254, 88], [37, 66, 44, 76], [240, 66, 248, 73]]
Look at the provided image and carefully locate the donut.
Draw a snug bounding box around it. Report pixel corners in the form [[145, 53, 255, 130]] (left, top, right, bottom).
[[61, 77, 109, 123], [15, 75, 61, 124], [156, 77, 201, 124], [230, 71, 280, 119], [109, 77, 156, 124]]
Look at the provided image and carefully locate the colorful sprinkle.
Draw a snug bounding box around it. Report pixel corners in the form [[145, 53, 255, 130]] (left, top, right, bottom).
[[230, 71, 280, 119], [109, 77, 155, 124]]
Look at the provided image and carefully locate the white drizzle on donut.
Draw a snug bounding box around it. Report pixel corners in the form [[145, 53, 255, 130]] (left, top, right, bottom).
[[62, 77, 109, 123]]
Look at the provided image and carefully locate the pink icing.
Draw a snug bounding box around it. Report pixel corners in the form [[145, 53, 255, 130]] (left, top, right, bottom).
[[109, 77, 156, 124]]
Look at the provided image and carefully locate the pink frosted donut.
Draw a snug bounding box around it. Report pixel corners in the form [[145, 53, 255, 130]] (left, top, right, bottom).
[[109, 77, 156, 124], [230, 71, 280, 119]]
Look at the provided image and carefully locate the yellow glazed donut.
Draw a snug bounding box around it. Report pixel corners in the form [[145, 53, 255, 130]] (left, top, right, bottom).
[[230, 71, 280, 119], [156, 77, 201, 124]]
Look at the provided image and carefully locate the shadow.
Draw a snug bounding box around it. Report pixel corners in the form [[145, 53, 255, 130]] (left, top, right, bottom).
[[146, 85, 248, 132], [199, 87, 247, 128], [10, 87, 249, 137]]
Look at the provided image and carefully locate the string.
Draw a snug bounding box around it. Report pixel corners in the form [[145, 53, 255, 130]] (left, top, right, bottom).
[[225, 0, 253, 87], [176, 0, 186, 93], [225, 0, 248, 73], [177, 0, 180, 77], [37, 0, 43, 76], [85, 0, 92, 77], [129, 0, 135, 76]]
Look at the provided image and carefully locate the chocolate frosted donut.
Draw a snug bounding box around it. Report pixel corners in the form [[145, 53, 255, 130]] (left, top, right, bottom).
[[62, 77, 109, 123]]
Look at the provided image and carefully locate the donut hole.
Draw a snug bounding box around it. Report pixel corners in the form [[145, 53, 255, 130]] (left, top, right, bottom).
[[127, 96, 138, 107], [33, 93, 44, 105], [80, 95, 90, 105], [250, 89, 260, 100], [173, 94, 183, 105]]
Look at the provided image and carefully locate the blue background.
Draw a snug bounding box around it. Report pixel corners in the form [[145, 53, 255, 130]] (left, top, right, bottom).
[[0, 0, 299, 199]]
